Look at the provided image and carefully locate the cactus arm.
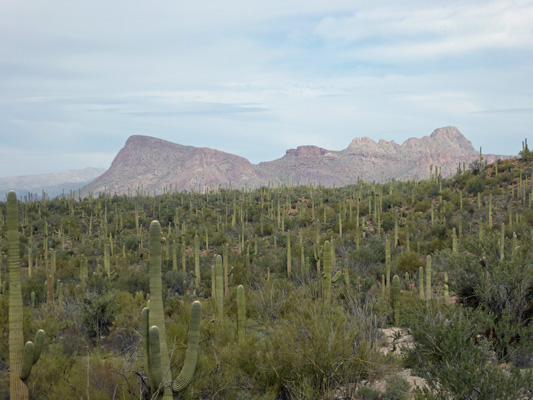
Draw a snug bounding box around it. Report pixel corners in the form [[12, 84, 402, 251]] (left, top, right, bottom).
[[20, 342, 34, 381], [19, 330, 45, 381], [141, 307, 153, 386], [173, 301, 202, 393], [32, 330, 45, 364], [331, 271, 343, 283], [149, 326, 163, 390]]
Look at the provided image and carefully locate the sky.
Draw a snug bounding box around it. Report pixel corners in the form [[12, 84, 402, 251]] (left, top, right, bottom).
[[1, 0, 532, 177]]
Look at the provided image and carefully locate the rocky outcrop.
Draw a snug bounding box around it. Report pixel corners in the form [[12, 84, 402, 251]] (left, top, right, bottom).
[[81, 127, 509, 196]]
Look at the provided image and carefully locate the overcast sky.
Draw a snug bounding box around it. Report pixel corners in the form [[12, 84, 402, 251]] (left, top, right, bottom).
[[1, 0, 532, 177]]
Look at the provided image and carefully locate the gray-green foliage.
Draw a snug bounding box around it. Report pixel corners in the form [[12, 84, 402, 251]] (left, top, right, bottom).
[[408, 306, 532, 399], [80, 290, 117, 339]]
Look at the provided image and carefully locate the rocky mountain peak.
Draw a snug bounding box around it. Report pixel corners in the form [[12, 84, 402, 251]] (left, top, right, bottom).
[[428, 126, 475, 154]]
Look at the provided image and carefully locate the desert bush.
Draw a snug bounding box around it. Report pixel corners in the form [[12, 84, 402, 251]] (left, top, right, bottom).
[[80, 290, 118, 340], [407, 305, 532, 400]]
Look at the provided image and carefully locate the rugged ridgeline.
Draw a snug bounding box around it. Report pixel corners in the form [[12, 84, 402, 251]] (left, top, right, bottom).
[[0, 167, 105, 200], [82, 127, 506, 195]]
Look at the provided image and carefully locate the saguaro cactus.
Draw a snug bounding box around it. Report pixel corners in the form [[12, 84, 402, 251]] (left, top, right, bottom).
[[142, 301, 202, 396], [148, 221, 172, 398], [194, 234, 201, 288], [385, 236, 391, 291], [8, 191, 45, 399], [286, 231, 291, 279], [419, 266, 424, 301], [322, 241, 332, 302], [223, 244, 229, 297], [425, 255, 432, 300], [144, 221, 202, 398], [237, 285, 246, 344], [215, 255, 223, 317], [392, 275, 400, 325]]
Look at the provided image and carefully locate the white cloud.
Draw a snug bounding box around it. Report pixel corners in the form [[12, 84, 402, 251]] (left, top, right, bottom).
[[315, 1, 533, 61]]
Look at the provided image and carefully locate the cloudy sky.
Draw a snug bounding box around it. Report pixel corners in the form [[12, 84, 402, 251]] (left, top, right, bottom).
[[1, 0, 532, 177]]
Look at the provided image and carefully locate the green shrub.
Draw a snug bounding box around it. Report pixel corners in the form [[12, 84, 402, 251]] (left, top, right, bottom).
[[395, 251, 423, 275], [407, 305, 533, 399], [466, 177, 485, 194]]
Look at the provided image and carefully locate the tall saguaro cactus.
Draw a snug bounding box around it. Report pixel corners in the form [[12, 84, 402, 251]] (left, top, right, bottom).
[[148, 221, 172, 399], [144, 221, 202, 398], [8, 191, 45, 399]]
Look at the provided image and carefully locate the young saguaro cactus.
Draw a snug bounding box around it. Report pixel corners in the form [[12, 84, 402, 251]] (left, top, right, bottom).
[[144, 221, 202, 398], [8, 191, 45, 399]]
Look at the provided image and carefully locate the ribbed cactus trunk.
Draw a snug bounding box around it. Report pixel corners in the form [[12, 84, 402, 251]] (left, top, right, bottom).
[[392, 275, 400, 325], [173, 301, 202, 392], [322, 241, 331, 303], [343, 259, 350, 288], [452, 228, 457, 254], [237, 285, 246, 344], [500, 223, 505, 260], [149, 221, 173, 399], [223, 244, 229, 297], [286, 232, 291, 279], [172, 241, 177, 271], [104, 243, 111, 279], [181, 237, 186, 273], [425, 255, 432, 300], [215, 255, 223, 317], [194, 234, 201, 288], [419, 267, 424, 301], [385, 236, 391, 291], [8, 191, 29, 399]]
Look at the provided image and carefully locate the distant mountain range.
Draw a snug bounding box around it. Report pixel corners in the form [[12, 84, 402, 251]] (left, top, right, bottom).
[[0, 167, 105, 200], [81, 126, 508, 196]]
